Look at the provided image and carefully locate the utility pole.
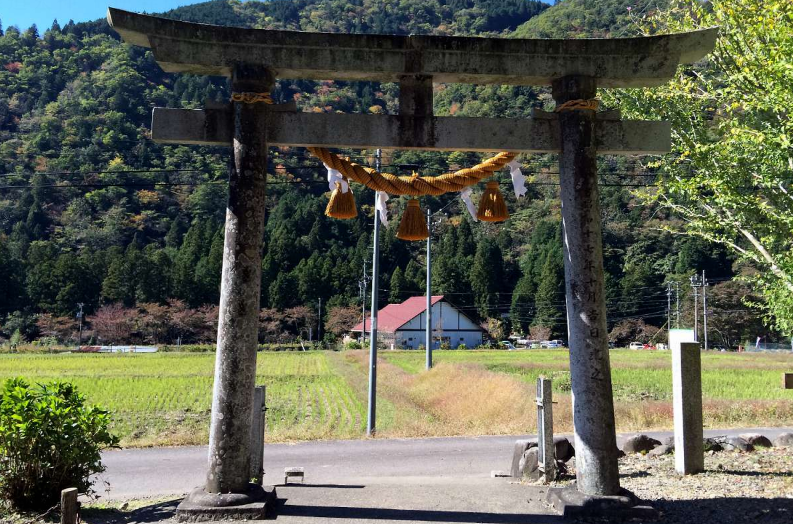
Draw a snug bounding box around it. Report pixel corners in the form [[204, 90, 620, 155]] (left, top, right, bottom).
[[675, 281, 681, 328], [425, 207, 432, 371], [666, 283, 672, 346], [359, 258, 369, 344], [76, 303, 84, 348], [367, 148, 382, 436], [702, 270, 709, 351], [317, 297, 322, 345], [690, 273, 703, 342]]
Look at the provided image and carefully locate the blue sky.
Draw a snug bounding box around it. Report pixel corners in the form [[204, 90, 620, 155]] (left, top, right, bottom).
[[2, 1, 203, 31]]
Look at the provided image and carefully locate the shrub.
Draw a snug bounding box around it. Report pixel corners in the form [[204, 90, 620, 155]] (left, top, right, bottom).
[[344, 340, 362, 350], [0, 378, 120, 510]]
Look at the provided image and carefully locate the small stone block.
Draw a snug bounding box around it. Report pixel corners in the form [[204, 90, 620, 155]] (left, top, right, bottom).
[[784, 373, 793, 389], [546, 486, 657, 519], [284, 467, 305, 484], [510, 439, 536, 477]]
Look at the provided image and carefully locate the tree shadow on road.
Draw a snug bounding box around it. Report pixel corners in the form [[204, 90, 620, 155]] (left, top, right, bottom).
[[646, 497, 792, 524], [80, 498, 179, 524], [276, 501, 565, 523]]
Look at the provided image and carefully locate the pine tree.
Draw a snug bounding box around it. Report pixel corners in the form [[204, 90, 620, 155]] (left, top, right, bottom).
[[389, 266, 407, 303], [0, 237, 23, 311], [532, 253, 565, 338], [403, 259, 425, 297], [470, 238, 504, 319], [137, 247, 172, 304], [172, 221, 209, 305], [101, 255, 130, 305], [194, 227, 224, 305], [510, 271, 535, 333]]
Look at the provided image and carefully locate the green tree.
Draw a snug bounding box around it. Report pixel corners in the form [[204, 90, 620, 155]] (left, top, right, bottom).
[[0, 237, 24, 312], [510, 271, 535, 333], [389, 266, 407, 303], [607, 0, 793, 333], [532, 254, 566, 338], [470, 238, 504, 319], [101, 249, 130, 306]]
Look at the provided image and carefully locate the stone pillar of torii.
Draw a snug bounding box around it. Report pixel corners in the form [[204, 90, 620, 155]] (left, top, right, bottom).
[[108, 7, 715, 518]]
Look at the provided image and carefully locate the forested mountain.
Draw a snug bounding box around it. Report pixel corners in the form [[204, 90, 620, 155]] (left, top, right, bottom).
[[513, 0, 667, 38], [0, 0, 767, 348]]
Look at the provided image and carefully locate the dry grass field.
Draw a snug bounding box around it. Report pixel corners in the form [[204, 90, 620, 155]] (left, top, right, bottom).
[[378, 349, 793, 433], [0, 349, 790, 446]]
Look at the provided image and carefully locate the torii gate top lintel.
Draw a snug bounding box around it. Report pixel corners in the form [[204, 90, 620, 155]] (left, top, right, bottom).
[[107, 8, 716, 155], [107, 7, 716, 88]]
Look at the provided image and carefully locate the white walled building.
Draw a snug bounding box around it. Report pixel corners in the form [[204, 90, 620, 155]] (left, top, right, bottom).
[[351, 295, 485, 349]]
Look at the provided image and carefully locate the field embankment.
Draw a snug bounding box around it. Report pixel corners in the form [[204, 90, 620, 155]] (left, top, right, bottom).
[[0, 349, 790, 447]]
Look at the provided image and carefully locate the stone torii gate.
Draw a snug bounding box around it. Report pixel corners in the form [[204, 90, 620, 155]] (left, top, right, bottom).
[[108, 7, 715, 518]]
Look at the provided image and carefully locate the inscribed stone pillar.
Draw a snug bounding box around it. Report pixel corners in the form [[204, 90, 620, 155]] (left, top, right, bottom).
[[552, 75, 620, 496], [673, 342, 704, 474], [205, 64, 274, 494]]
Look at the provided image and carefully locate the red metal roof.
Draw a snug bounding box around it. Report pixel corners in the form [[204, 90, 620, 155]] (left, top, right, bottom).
[[352, 295, 444, 333]]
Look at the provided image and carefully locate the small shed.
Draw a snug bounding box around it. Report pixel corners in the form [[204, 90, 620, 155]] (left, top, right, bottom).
[[351, 295, 484, 349]]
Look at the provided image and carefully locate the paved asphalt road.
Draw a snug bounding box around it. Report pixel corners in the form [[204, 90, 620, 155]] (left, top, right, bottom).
[[96, 427, 791, 500]]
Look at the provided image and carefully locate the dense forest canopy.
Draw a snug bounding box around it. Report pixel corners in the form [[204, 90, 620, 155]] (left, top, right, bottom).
[[0, 0, 777, 347]]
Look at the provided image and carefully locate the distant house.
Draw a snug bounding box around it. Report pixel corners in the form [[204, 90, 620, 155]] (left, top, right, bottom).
[[351, 295, 484, 350]]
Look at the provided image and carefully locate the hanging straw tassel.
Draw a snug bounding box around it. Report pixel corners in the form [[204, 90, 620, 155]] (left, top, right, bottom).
[[396, 199, 429, 241], [476, 181, 509, 222], [325, 182, 357, 219]]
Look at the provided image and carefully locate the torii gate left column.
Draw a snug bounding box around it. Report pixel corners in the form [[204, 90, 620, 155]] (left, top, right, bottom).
[[180, 64, 277, 518]]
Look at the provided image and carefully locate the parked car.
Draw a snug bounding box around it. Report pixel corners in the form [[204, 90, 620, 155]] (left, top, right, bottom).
[[541, 340, 564, 348], [628, 341, 643, 350], [500, 341, 517, 350]]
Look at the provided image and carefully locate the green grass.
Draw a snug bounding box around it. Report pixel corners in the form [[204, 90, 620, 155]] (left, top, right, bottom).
[[0, 352, 365, 446], [1, 349, 791, 446]]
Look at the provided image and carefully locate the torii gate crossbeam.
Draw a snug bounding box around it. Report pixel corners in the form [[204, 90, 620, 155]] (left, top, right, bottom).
[[107, 7, 715, 519]]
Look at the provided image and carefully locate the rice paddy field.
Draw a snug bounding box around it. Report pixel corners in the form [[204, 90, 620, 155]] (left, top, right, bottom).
[[0, 349, 791, 447]]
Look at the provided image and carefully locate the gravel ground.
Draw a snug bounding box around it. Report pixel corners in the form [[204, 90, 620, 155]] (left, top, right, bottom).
[[549, 447, 793, 523]]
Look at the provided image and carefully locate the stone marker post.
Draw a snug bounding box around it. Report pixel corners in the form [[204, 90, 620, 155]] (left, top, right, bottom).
[[205, 64, 274, 495], [536, 377, 556, 482], [673, 341, 704, 474], [249, 385, 266, 484], [553, 75, 620, 496]]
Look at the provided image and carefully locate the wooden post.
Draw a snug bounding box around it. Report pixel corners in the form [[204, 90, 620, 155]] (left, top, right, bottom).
[[205, 64, 274, 494], [60, 488, 78, 524], [553, 75, 620, 496]]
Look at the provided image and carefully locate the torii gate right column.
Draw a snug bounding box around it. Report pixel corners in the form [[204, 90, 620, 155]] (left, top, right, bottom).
[[553, 75, 619, 495]]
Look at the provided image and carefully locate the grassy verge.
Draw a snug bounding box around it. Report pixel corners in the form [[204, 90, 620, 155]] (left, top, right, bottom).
[[381, 349, 793, 431]]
